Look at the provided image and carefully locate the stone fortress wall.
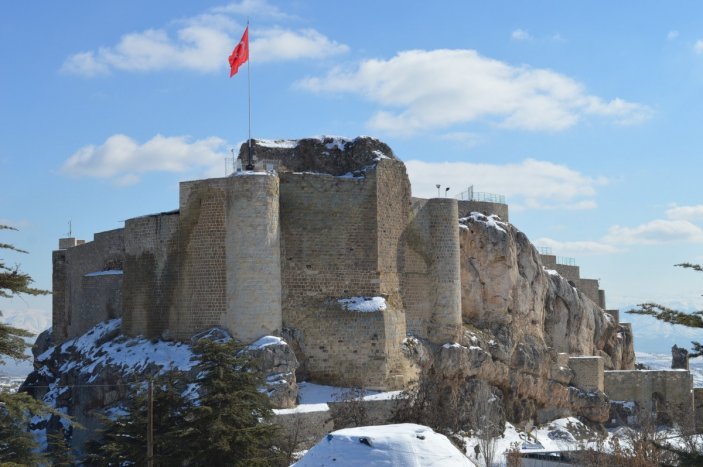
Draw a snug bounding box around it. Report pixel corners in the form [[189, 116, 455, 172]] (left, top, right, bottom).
[[52, 136, 700, 425], [567, 354, 696, 425], [53, 230, 124, 342], [540, 253, 606, 309]]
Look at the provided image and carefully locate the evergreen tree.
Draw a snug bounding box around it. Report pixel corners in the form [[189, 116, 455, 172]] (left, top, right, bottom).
[[0, 224, 49, 363], [0, 225, 53, 465], [83, 372, 193, 466], [628, 262, 703, 357], [179, 339, 283, 466], [84, 340, 283, 466], [0, 392, 49, 465]]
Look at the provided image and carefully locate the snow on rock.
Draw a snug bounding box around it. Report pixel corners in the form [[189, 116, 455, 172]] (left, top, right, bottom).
[[249, 335, 284, 349], [294, 424, 476, 467], [257, 139, 299, 149], [460, 212, 507, 234], [83, 269, 123, 277], [338, 296, 387, 313]]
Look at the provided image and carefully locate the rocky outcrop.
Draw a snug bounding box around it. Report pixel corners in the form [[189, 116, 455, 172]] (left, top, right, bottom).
[[240, 136, 397, 176], [459, 213, 633, 371], [21, 319, 299, 454], [418, 212, 632, 425], [672, 344, 689, 370]]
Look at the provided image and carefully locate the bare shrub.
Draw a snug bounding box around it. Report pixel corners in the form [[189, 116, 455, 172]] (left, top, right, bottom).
[[330, 387, 368, 429]]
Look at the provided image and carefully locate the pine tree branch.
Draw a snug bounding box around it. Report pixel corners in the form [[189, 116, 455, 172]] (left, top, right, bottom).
[[675, 262, 703, 272], [627, 303, 703, 328]]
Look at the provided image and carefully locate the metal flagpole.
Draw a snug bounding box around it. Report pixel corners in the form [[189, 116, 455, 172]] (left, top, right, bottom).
[[245, 19, 254, 171]]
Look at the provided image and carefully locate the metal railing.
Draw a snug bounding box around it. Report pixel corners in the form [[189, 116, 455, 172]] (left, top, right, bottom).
[[455, 186, 506, 204], [556, 256, 576, 266], [537, 246, 553, 256]]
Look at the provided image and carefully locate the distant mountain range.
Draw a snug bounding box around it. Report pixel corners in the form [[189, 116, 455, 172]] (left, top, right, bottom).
[[0, 307, 50, 377]]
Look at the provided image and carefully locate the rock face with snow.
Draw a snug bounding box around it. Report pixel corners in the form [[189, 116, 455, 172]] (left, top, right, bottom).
[[21, 320, 299, 452], [239, 136, 397, 176]]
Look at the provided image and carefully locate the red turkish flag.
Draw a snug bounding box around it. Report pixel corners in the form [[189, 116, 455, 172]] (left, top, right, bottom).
[[229, 26, 249, 77]]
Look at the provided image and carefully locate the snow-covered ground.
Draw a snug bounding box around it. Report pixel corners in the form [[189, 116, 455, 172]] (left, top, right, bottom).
[[274, 382, 402, 415], [294, 423, 476, 467]]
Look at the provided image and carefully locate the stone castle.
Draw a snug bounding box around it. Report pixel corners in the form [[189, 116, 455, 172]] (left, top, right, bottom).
[[54, 137, 488, 388], [50, 136, 699, 428]]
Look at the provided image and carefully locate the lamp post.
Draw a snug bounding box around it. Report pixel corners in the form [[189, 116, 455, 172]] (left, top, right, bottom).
[[436, 184, 440, 197]]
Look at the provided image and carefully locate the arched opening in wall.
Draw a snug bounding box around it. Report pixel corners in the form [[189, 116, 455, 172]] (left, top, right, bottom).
[[651, 391, 671, 426]]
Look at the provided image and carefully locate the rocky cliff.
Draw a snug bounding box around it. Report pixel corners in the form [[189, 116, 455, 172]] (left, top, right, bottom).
[[403, 212, 633, 426]]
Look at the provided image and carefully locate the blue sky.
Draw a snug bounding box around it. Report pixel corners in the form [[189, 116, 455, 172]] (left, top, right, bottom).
[[2, 0, 703, 355]]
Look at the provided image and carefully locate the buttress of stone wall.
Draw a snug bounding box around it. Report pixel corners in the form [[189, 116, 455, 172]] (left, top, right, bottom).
[[122, 212, 179, 338], [402, 198, 463, 344], [171, 178, 228, 339], [280, 172, 394, 388], [223, 174, 282, 343], [375, 160, 412, 385], [53, 229, 125, 342]]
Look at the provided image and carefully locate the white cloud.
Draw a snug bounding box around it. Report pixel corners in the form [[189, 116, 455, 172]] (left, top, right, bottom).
[[61, 4, 347, 76], [666, 204, 703, 221], [211, 0, 292, 20], [299, 49, 652, 135], [436, 131, 480, 147], [695, 40, 703, 54], [534, 237, 619, 255], [667, 30, 680, 40], [511, 29, 532, 41], [405, 158, 605, 210], [252, 28, 348, 62], [61, 134, 228, 184], [603, 219, 703, 245]]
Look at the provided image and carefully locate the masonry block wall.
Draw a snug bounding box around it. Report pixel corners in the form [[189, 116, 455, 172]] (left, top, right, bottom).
[[122, 212, 179, 338], [223, 174, 282, 343], [279, 171, 391, 388], [53, 229, 125, 342], [569, 356, 604, 392], [694, 388, 703, 432], [604, 370, 693, 416], [170, 178, 229, 339], [374, 160, 412, 385]]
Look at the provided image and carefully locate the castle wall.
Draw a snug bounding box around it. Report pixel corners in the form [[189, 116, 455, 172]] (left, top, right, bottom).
[[569, 356, 604, 392], [457, 200, 509, 222], [694, 388, 703, 432], [280, 171, 396, 388], [402, 198, 463, 344], [122, 212, 179, 338], [375, 160, 412, 386], [170, 178, 229, 339], [53, 229, 125, 342], [576, 278, 601, 308], [223, 174, 282, 342], [604, 370, 693, 416]]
